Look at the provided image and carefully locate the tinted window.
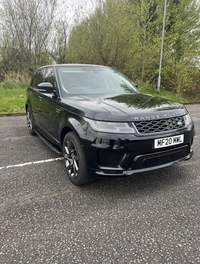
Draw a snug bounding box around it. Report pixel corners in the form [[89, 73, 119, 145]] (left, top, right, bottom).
[[44, 67, 55, 86], [56, 66, 138, 97], [32, 68, 45, 87]]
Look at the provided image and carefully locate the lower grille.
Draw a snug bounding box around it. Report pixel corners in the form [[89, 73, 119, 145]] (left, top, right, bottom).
[[130, 145, 189, 170], [98, 149, 125, 167]]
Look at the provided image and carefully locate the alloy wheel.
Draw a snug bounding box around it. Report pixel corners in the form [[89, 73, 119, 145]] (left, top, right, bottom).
[[64, 140, 79, 178], [26, 110, 32, 130]]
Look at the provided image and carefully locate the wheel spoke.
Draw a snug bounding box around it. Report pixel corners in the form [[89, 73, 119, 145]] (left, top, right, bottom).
[[64, 146, 69, 155], [73, 159, 79, 172]]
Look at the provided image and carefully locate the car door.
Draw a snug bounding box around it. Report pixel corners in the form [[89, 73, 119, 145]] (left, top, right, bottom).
[[28, 68, 45, 126], [37, 67, 60, 142]]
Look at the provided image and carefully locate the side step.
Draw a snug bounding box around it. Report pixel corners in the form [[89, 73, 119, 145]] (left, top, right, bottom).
[[34, 129, 63, 155]]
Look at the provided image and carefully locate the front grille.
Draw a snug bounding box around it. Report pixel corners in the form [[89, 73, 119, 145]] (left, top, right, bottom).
[[133, 116, 185, 134]]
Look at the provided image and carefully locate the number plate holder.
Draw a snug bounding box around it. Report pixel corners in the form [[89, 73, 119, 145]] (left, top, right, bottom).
[[154, 135, 184, 149]]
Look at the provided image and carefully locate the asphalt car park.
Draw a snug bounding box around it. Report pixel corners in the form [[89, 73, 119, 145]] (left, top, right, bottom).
[[0, 104, 200, 263]]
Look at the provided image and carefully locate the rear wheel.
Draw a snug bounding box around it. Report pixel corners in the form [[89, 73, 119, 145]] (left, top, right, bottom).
[[63, 132, 93, 185], [26, 107, 36, 135]]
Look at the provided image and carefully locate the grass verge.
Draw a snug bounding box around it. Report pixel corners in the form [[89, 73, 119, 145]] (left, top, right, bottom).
[[0, 88, 26, 115], [141, 88, 200, 104]]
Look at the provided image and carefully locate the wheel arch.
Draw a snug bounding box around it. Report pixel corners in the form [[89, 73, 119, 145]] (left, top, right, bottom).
[[60, 115, 84, 147], [60, 126, 73, 147]]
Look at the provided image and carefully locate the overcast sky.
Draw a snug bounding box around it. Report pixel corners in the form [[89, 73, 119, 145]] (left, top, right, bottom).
[[65, 0, 99, 8], [66, 0, 87, 5], [59, 0, 100, 22]]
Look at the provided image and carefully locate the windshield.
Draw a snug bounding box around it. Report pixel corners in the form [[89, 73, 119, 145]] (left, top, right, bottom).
[[56, 65, 138, 97]]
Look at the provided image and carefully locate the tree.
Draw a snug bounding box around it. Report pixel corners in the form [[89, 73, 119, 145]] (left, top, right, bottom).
[[0, 0, 58, 75], [67, 0, 163, 83], [66, 0, 200, 94], [161, 0, 200, 93], [46, 1, 81, 64]]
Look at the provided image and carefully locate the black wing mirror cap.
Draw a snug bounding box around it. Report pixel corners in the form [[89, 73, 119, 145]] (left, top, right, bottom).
[[37, 82, 56, 93]]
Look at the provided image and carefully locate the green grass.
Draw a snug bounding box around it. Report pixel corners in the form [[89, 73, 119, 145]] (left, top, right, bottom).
[[0, 88, 26, 115], [0, 86, 200, 115], [141, 87, 200, 104]]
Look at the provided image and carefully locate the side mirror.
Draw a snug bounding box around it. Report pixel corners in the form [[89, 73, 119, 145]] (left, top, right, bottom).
[[37, 82, 57, 94]]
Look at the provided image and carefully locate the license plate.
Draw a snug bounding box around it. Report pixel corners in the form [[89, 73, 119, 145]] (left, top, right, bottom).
[[154, 135, 184, 149]]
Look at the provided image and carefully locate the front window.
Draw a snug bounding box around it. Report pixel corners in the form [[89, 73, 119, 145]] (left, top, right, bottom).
[[56, 65, 138, 97]]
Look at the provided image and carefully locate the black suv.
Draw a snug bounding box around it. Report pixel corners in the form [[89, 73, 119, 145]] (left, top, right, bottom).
[[25, 64, 195, 185]]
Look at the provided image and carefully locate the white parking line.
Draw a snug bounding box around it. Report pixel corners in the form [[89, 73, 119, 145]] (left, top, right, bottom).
[[0, 157, 64, 170]]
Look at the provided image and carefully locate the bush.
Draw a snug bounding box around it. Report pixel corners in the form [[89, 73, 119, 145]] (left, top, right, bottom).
[[1, 79, 19, 89], [162, 61, 200, 95], [0, 72, 30, 89]]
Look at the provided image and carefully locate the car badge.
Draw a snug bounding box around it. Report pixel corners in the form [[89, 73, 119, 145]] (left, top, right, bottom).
[[177, 120, 182, 126]]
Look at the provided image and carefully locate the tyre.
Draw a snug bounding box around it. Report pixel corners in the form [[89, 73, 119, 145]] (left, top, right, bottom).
[[26, 107, 36, 135], [63, 132, 93, 185]]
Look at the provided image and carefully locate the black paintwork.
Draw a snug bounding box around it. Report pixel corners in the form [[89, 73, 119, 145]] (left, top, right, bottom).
[[26, 64, 195, 177], [59, 93, 186, 122]]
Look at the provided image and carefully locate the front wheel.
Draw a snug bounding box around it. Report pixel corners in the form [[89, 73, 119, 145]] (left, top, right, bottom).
[[26, 107, 36, 135], [63, 132, 93, 185]]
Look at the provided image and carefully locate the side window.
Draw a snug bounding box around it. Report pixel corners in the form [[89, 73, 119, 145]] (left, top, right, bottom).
[[32, 69, 45, 87], [31, 67, 57, 96], [44, 67, 55, 87]]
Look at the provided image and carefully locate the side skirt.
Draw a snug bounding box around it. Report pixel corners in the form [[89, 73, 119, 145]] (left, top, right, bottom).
[[34, 129, 63, 155]]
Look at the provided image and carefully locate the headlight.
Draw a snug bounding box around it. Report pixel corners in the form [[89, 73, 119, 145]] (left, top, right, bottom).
[[184, 113, 192, 126], [84, 117, 136, 133]]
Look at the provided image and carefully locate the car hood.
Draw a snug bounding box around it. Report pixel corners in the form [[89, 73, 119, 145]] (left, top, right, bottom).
[[61, 93, 187, 121]]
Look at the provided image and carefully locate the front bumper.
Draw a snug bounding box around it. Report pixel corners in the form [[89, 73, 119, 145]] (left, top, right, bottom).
[[81, 123, 195, 177], [94, 145, 193, 176]]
